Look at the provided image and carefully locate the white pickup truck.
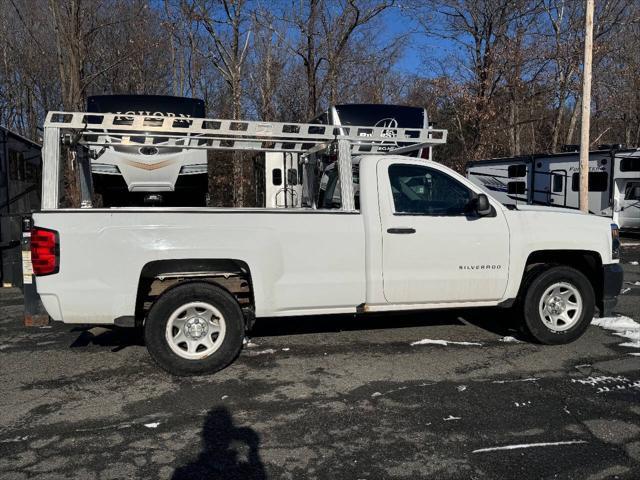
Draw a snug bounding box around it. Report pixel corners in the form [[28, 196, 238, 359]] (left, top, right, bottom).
[[31, 112, 623, 375]]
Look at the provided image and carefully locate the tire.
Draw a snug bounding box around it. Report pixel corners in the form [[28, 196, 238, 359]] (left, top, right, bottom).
[[145, 283, 244, 376], [521, 266, 595, 345]]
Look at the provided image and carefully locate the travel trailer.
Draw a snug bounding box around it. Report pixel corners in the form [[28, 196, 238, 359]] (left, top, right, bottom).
[[0, 126, 41, 287], [466, 148, 640, 230], [264, 104, 433, 208], [87, 95, 208, 206]]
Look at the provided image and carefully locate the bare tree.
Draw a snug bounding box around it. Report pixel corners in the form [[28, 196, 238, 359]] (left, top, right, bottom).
[[181, 0, 252, 206], [259, 0, 394, 119]]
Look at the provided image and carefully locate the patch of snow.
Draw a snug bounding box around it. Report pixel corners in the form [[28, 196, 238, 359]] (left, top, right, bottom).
[[410, 339, 483, 347], [572, 375, 628, 387], [492, 377, 539, 384], [443, 415, 461, 421], [0, 345, 9, 350], [625, 281, 640, 286], [574, 364, 591, 368], [499, 336, 522, 343], [281, 347, 290, 352], [144, 422, 160, 429], [571, 375, 639, 393], [630, 353, 640, 356], [221, 395, 228, 400], [249, 348, 276, 355], [514, 401, 532, 408], [472, 440, 587, 454], [629, 261, 639, 265], [457, 385, 467, 392], [243, 337, 259, 348], [371, 392, 382, 398], [0, 435, 29, 444], [592, 315, 640, 350], [621, 288, 631, 295]]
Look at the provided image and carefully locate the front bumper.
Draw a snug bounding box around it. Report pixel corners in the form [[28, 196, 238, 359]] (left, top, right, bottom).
[[601, 263, 624, 317]]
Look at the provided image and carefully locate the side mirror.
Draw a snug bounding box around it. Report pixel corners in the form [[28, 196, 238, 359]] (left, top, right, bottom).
[[475, 194, 492, 216]]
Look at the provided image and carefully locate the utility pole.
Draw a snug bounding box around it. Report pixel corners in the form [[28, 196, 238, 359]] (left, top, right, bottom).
[[579, 0, 594, 213]]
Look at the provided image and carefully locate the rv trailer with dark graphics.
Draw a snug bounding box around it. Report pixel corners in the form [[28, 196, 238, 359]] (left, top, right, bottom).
[[87, 95, 208, 206], [466, 148, 640, 230], [0, 126, 41, 287], [264, 104, 433, 208]]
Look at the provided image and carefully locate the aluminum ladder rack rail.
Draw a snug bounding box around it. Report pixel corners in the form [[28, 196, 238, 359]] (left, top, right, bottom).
[[43, 111, 447, 154]]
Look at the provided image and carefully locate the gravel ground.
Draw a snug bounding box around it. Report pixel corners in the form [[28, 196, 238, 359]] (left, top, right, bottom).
[[0, 241, 638, 480]]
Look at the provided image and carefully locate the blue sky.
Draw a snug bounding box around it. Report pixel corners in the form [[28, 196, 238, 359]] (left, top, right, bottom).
[[382, 7, 456, 76]]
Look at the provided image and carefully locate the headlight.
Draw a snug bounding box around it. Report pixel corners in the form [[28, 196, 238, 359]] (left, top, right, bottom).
[[611, 224, 620, 259], [91, 163, 121, 174], [180, 164, 207, 175]]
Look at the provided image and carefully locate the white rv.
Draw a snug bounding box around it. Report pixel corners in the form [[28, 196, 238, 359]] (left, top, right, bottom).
[[87, 95, 208, 206], [264, 104, 432, 208], [466, 149, 640, 231]]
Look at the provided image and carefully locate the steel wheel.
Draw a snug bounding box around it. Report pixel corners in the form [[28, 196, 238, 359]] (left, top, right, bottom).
[[538, 281, 583, 332], [165, 301, 226, 360]]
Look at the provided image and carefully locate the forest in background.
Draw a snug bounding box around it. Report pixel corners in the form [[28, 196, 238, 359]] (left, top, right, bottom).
[[1, 0, 639, 205]]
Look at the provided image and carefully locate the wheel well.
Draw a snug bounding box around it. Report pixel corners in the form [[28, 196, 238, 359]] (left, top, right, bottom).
[[135, 259, 255, 328], [521, 250, 603, 308]]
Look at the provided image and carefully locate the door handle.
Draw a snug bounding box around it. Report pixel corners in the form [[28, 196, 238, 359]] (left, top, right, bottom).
[[387, 228, 416, 234]]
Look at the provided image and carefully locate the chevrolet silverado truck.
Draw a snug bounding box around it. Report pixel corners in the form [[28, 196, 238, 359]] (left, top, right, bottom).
[[31, 112, 624, 375]]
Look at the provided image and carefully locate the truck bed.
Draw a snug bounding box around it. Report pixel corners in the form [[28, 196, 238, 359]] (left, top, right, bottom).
[[33, 208, 366, 324]]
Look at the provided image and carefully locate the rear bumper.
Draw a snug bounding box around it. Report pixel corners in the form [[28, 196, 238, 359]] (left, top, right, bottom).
[[601, 263, 624, 317]]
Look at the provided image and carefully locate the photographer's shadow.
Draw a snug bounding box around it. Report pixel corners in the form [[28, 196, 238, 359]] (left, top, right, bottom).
[[172, 407, 266, 480]]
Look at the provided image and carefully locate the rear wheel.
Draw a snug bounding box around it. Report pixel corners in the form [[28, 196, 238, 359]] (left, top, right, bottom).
[[145, 283, 244, 375], [521, 266, 594, 345]]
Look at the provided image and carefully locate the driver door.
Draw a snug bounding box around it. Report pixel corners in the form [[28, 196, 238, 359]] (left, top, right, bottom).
[[379, 159, 510, 304]]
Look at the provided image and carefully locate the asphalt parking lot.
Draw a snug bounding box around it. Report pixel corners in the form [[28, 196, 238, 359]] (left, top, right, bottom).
[[0, 239, 639, 480]]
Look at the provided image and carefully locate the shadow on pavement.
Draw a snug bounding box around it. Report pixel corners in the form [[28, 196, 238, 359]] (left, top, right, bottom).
[[69, 326, 144, 352], [66, 307, 524, 351], [172, 407, 266, 480], [459, 307, 524, 338], [250, 307, 520, 339]]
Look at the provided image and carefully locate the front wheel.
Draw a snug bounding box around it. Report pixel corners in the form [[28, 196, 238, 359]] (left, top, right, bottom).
[[145, 283, 244, 375], [521, 266, 595, 345]]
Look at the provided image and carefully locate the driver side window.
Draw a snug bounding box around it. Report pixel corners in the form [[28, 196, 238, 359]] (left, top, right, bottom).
[[388, 164, 473, 216]]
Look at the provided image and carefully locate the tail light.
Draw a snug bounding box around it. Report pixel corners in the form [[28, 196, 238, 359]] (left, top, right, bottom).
[[611, 224, 620, 260], [31, 227, 59, 276]]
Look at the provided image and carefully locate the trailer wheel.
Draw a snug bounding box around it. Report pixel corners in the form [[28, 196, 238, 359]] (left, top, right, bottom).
[[521, 266, 594, 345], [145, 283, 244, 375]]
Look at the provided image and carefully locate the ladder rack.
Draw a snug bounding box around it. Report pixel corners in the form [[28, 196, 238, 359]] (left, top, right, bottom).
[[41, 111, 448, 210]]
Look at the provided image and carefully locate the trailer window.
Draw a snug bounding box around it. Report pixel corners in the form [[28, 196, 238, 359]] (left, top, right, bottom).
[[9, 150, 26, 181], [571, 172, 608, 192], [272, 168, 282, 186], [625, 182, 640, 200], [552, 174, 564, 193], [507, 181, 526, 195], [287, 168, 298, 186], [620, 158, 640, 172], [508, 164, 526, 178]]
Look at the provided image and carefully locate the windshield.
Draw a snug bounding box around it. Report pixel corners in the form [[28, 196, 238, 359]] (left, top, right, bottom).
[[87, 95, 205, 118], [334, 104, 426, 128]]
